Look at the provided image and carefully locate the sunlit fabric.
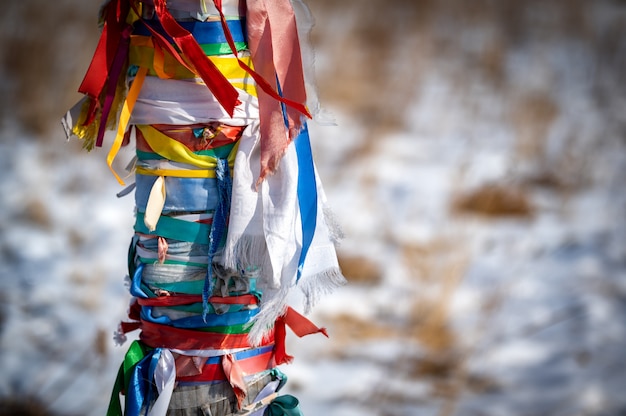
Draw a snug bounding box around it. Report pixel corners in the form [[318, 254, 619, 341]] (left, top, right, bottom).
[[64, 0, 344, 414]]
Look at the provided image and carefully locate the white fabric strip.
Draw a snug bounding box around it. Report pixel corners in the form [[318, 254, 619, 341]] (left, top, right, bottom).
[[149, 349, 176, 416], [135, 245, 209, 264], [131, 76, 259, 126]]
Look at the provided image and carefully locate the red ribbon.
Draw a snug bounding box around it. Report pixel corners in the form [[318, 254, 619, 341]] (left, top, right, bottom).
[[139, 319, 272, 350], [222, 353, 248, 408], [78, 0, 131, 128], [136, 294, 258, 307], [175, 350, 274, 382], [152, 0, 240, 116], [216, 0, 311, 182], [273, 307, 328, 365]]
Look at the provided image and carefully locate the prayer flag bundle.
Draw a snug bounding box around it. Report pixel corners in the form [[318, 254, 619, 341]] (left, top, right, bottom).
[[63, 1, 345, 414]]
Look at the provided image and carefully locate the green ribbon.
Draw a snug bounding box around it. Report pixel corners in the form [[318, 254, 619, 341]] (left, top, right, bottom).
[[201, 41, 248, 56], [263, 395, 303, 416], [106, 341, 152, 416], [149, 279, 206, 294], [196, 322, 251, 334], [136, 142, 236, 161], [135, 212, 211, 244]]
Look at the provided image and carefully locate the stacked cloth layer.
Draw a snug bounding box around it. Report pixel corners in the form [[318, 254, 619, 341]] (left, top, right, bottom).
[[62, 0, 346, 415]]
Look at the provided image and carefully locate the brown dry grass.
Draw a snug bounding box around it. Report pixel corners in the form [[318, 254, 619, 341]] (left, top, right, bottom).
[[326, 235, 485, 412], [337, 253, 383, 285], [326, 313, 402, 348], [452, 182, 534, 218], [0, 1, 100, 137], [510, 92, 560, 162], [0, 397, 57, 416]]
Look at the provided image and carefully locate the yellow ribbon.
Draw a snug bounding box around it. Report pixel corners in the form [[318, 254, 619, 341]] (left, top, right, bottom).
[[136, 125, 239, 168], [129, 36, 257, 96], [107, 66, 148, 185], [135, 166, 219, 178]]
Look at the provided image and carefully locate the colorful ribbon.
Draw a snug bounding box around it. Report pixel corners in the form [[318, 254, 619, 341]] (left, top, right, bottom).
[[78, 0, 132, 127], [133, 18, 247, 46], [106, 66, 148, 185], [151, 0, 240, 115], [294, 124, 317, 282], [177, 345, 274, 383]]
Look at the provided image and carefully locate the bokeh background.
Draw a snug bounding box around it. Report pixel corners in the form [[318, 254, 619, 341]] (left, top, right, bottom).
[[1, 0, 625, 415]]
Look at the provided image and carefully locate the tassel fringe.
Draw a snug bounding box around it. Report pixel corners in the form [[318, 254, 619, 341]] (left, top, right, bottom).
[[298, 267, 346, 314]]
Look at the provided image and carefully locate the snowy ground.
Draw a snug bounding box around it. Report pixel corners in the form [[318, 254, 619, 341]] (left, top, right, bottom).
[[1, 0, 625, 415]]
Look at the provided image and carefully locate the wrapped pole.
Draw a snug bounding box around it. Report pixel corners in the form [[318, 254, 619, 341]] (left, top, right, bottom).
[[63, 1, 345, 415]]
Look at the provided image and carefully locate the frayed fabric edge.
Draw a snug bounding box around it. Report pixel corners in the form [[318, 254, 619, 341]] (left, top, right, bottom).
[[220, 234, 271, 276], [298, 267, 346, 314], [247, 266, 345, 346], [247, 286, 290, 346], [323, 205, 344, 245]]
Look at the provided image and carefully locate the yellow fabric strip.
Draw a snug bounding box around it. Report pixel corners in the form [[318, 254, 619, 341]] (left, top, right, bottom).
[[135, 166, 216, 178], [129, 36, 257, 96], [136, 125, 239, 169], [107, 66, 148, 185]]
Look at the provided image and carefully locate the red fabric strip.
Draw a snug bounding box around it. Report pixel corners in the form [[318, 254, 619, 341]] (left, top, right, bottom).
[[273, 316, 291, 365], [222, 353, 247, 408], [176, 350, 273, 386], [128, 1, 199, 77], [241, 0, 312, 182], [152, 0, 240, 116], [139, 319, 273, 350], [273, 307, 328, 365], [95, 25, 133, 147], [135, 124, 244, 153], [137, 294, 258, 307], [78, 0, 130, 125], [213, 0, 310, 118], [283, 306, 329, 339]]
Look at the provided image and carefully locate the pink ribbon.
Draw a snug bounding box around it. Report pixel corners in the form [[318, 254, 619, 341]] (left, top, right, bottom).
[[237, 0, 311, 182]]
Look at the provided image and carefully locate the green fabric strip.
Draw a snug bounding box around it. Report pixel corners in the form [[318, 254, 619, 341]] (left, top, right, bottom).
[[200, 41, 247, 56], [196, 322, 251, 334], [137, 143, 236, 161], [137, 149, 164, 161], [135, 212, 210, 244], [166, 303, 247, 314], [149, 280, 205, 294], [106, 341, 152, 416], [196, 143, 237, 159], [264, 395, 303, 416], [138, 257, 208, 268]]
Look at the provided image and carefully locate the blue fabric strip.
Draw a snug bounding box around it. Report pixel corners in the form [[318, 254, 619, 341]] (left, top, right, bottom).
[[127, 350, 157, 416], [203, 158, 232, 319], [294, 124, 318, 282], [275, 80, 318, 282], [204, 345, 274, 365], [135, 175, 219, 215], [133, 18, 246, 45], [141, 306, 258, 328], [130, 263, 149, 299]]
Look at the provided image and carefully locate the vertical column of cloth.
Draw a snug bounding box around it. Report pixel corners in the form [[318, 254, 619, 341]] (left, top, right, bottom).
[[99, 4, 331, 415], [117, 124, 283, 415]]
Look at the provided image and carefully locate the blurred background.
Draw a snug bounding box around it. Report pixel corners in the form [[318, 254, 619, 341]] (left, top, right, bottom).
[[1, 0, 625, 415]]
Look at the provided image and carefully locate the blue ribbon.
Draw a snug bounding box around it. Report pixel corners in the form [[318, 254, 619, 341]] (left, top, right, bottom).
[[293, 124, 317, 281], [133, 18, 246, 45], [127, 348, 162, 416], [203, 158, 232, 319], [275, 80, 318, 283], [130, 263, 149, 299], [141, 306, 259, 328], [205, 344, 274, 365]]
